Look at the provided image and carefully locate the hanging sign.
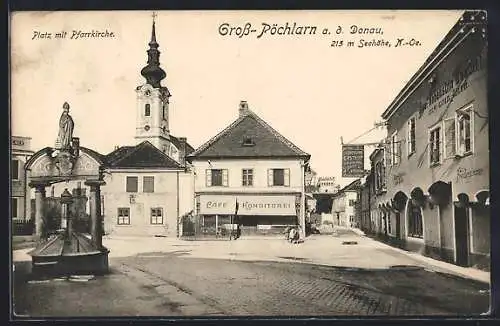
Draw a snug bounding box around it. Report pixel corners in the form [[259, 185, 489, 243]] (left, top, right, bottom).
[[342, 145, 365, 178]]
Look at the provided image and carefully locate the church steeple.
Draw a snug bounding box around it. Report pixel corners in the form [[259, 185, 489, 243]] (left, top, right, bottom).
[[141, 13, 166, 88]]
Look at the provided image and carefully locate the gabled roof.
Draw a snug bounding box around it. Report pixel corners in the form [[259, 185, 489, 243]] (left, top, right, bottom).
[[104, 141, 183, 169], [188, 109, 310, 160]]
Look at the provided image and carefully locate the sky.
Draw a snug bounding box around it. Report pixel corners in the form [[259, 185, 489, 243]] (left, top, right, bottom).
[[11, 10, 463, 187]]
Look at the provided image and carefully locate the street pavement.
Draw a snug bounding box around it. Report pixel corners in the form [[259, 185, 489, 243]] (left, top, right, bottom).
[[12, 229, 491, 317]]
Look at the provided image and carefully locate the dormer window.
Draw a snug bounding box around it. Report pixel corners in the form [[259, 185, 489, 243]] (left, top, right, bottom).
[[242, 137, 255, 147]]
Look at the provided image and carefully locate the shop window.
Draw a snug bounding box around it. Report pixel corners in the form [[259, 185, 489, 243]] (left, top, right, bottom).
[[407, 117, 416, 156], [391, 132, 400, 165], [429, 126, 442, 166], [407, 201, 423, 238], [150, 207, 163, 225], [206, 169, 228, 187], [11, 197, 18, 218], [126, 176, 138, 192], [242, 169, 253, 186], [117, 208, 130, 225], [11, 159, 19, 180], [143, 176, 155, 193], [268, 168, 290, 187], [456, 106, 473, 155], [145, 104, 151, 116]]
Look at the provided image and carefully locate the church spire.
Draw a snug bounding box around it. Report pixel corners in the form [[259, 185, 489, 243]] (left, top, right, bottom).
[[141, 12, 166, 88]]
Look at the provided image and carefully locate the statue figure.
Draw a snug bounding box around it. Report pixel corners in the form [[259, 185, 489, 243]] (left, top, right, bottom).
[[55, 102, 74, 151]]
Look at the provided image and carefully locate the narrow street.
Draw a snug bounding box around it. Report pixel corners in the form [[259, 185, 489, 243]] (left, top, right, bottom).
[[13, 230, 490, 317]]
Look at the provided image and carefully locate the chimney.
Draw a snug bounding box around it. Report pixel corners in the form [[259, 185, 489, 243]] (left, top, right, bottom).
[[239, 100, 249, 117], [178, 137, 187, 167]]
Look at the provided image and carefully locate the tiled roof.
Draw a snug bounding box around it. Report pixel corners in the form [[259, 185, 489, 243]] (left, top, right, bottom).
[[170, 135, 195, 155], [104, 141, 183, 169], [188, 109, 310, 159]]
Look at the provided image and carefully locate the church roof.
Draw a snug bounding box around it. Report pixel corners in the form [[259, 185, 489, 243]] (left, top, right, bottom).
[[170, 135, 195, 155], [104, 141, 183, 169], [188, 108, 310, 160]]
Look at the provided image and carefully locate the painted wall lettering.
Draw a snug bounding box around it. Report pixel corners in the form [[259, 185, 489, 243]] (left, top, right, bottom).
[[456, 167, 483, 181]]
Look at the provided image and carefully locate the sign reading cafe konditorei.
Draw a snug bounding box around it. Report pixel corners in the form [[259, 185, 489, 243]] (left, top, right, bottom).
[[199, 195, 296, 216], [342, 145, 365, 178]]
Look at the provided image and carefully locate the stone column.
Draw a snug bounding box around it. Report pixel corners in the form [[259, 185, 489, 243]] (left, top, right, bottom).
[[85, 180, 105, 249], [30, 182, 47, 239]]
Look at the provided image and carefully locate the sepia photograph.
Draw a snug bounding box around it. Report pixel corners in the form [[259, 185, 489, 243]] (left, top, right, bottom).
[[10, 9, 490, 318]]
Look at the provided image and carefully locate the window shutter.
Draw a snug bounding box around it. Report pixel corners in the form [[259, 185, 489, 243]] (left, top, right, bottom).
[[222, 169, 228, 187], [444, 118, 456, 158], [206, 169, 212, 187], [268, 169, 273, 186], [284, 169, 290, 187], [384, 142, 391, 167]]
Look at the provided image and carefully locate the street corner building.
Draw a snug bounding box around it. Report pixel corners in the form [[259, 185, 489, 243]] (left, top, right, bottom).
[[11, 136, 35, 235], [186, 100, 311, 237], [360, 11, 489, 270], [24, 18, 195, 239]]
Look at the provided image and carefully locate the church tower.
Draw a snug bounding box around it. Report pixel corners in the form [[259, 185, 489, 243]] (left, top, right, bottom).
[[135, 14, 172, 153]]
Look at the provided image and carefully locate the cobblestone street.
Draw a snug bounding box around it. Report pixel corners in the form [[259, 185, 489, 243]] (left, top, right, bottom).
[[13, 231, 490, 317]]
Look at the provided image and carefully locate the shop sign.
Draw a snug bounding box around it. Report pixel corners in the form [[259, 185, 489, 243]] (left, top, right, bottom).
[[456, 167, 483, 181], [342, 145, 365, 178], [199, 195, 297, 216]]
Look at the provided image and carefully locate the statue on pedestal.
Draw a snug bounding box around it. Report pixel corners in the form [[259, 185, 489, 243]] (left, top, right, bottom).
[[53, 102, 76, 175], [55, 102, 74, 151]]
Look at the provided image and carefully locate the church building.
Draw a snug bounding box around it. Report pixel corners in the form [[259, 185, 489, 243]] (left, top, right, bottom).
[[100, 18, 195, 237], [30, 17, 196, 238]]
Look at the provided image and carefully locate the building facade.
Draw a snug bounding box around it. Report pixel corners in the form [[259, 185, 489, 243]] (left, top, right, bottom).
[[187, 101, 310, 237], [330, 179, 361, 228], [368, 11, 489, 269], [317, 176, 337, 193], [11, 136, 34, 221]]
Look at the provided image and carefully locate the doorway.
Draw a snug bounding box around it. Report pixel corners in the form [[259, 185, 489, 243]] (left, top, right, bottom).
[[395, 212, 401, 238], [454, 205, 470, 266]]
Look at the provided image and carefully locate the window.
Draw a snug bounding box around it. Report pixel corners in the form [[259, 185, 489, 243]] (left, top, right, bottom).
[[457, 108, 472, 155], [126, 176, 138, 192], [145, 104, 151, 116], [117, 208, 130, 225], [242, 137, 255, 146], [268, 168, 290, 187], [11, 160, 19, 180], [162, 104, 167, 121], [206, 169, 228, 187], [349, 199, 356, 207], [391, 132, 400, 165], [11, 198, 18, 218], [407, 117, 416, 156], [429, 126, 442, 166], [375, 161, 386, 192], [143, 176, 155, 193], [407, 201, 423, 238], [242, 169, 253, 186], [150, 208, 163, 225]]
